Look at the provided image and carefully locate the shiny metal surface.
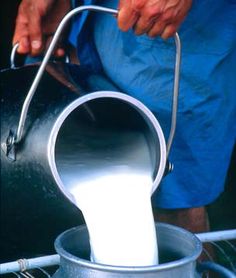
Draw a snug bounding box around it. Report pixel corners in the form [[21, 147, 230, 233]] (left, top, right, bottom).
[[197, 229, 236, 243], [48, 91, 166, 203], [10, 43, 19, 69], [167, 33, 181, 157], [0, 255, 60, 274], [1, 227, 235, 276], [52, 223, 202, 278]]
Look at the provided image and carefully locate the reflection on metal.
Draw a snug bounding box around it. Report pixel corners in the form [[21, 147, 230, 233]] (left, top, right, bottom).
[[196, 229, 236, 243], [10, 43, 19, 69], [1, 228, 236, 277], [0, 255, 60, 275]]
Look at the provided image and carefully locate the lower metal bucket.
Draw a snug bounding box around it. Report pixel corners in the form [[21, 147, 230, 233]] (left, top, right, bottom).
[[53, 223, 202, 277]]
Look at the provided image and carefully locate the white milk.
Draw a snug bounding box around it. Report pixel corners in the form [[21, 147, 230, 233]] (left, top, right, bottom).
[[71, 174, 158, 266], [56, 124, 159, 266]]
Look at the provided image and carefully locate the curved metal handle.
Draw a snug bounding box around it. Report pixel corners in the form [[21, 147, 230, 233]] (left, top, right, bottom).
[[11, 44, 71, 68], [10, 5, 181, 161], [12, 6, 118, 146], [10, 43, 20, 69], [167, 33, 181, 157]]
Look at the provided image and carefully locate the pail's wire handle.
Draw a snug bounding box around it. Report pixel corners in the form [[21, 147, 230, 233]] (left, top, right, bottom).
[[10, 44, 70, 69], [10, 43, 19, 69], [9, 5, 181, 159]]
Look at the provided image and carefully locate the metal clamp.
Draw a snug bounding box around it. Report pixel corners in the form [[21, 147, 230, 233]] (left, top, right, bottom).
[[8, 5, 181, 160]]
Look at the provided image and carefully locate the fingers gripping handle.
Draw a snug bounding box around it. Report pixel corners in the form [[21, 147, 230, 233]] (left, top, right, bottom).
[[9, 5, 181, 161], [10, 5, 118, 148]]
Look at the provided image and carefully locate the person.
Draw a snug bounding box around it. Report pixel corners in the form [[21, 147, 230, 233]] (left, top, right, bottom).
[[12, 0, 236, 235]]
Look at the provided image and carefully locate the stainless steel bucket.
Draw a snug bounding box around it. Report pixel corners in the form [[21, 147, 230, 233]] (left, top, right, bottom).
[[52, 223, 202, 278], [0, 6, 180, 260]]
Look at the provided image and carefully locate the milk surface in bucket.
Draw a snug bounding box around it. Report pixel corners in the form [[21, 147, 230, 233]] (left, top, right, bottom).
[[57, 123, 159, 266]]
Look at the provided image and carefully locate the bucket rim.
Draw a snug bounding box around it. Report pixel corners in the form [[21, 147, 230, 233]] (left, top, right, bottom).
[[48, 90, 167, 205], [54, 222, 202, 273]]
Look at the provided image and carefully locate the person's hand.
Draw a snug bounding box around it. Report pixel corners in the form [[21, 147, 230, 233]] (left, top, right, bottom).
[[117, 0, 192, 39], [13, 0, 70, 57]]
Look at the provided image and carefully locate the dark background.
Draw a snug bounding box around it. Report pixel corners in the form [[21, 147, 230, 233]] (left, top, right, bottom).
[[0, 1, 21, 70], [1, 0, 235, 265]]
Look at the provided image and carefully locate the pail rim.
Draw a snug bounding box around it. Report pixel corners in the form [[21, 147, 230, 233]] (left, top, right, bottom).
[[48, 90, 167, 205], [54, 223, 202, 273]]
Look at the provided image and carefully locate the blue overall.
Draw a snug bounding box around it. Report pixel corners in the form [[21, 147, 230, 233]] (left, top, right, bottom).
[[69, 0, 236, 209]]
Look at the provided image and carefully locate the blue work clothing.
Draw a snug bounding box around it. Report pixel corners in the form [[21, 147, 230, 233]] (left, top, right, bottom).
[[69, 0, 236, 209]]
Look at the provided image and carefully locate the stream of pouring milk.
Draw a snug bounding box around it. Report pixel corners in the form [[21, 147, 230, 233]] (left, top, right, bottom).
[[57, 124, 159, 266]]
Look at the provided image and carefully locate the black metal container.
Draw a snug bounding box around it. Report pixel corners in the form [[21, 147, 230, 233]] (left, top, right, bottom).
[[0, 61, 167, 260]]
